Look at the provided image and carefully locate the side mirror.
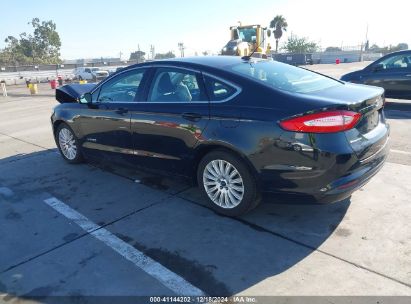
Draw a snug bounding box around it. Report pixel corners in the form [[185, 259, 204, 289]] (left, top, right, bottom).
[[79, 92, 92, 104], [372, 63, 384, 72]]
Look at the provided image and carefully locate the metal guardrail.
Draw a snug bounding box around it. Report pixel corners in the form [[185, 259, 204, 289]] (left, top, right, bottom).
[[271, 51, 383, 65], [0, 60, 143, 85], [0, 66, 126, 85], [0, 69, 75, 84], [0, 60, 140, 73]]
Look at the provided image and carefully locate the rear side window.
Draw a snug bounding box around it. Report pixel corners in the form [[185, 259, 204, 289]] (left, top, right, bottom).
[[204, 76, 238, 102]]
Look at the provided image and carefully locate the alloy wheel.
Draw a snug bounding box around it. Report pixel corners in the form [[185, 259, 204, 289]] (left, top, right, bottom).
[[58, 127, 77, 160], [203, 159, 244, 209]]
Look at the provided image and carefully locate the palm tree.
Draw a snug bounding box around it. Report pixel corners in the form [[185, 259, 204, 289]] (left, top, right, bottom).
[[270, 15, 288, 53]]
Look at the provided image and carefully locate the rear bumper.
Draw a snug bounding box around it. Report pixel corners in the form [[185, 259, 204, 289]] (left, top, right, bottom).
[[257, 129, 389, 204], [314, 139, 388, 203], [95, 74, 108, 80]]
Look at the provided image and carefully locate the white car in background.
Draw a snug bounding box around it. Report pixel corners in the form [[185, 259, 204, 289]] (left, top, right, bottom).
[[73, 67, 109, 81]]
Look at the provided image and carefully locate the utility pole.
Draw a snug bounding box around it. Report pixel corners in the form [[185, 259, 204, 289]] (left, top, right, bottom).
[[178, 42, 185, 57], [365, 24, 369, 42], [150, 45, 155, 60], [360, 24, 368, 62], [364, 24, 369, 52], [119, 51, 123, 61]]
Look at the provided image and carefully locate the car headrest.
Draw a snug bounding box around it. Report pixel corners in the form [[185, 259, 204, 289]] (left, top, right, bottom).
[[158, 73, 174, 94]]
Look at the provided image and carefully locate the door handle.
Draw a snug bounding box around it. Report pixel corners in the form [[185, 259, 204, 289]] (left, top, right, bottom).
[[182, 112, 202, 122], [116, 108, 128, 115]]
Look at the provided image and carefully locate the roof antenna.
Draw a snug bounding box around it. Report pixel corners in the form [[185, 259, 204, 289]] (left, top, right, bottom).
[[242, 28, 271, 61]]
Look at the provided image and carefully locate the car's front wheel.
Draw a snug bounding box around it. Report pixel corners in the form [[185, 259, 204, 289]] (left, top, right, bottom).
[[56, 123, 83, 164], [197, 150, 260, 217]]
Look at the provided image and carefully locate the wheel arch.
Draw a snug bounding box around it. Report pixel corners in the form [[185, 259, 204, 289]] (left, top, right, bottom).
[[52, 120, 65, 137], [52, 119, 80, 141]]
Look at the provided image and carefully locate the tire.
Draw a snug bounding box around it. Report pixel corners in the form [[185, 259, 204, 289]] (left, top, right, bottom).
[[56, 123, 83, 164], [197, 150, 260, 217]]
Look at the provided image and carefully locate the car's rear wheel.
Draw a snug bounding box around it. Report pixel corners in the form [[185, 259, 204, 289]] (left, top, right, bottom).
[[197, 150, 260, 217], [56, 123, 83, 164]]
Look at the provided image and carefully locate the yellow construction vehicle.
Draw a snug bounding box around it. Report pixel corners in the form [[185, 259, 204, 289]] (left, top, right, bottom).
[[221, 24, 272, 58]]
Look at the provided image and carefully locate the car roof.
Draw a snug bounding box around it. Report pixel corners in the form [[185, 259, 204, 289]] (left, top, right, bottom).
[[381, 50, 411, 57], [124, 56, 265, 72]]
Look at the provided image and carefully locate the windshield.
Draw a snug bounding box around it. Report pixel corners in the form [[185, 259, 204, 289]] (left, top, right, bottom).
[[238, 27, 257, 43], [230, 60, 342, 94], [227, 41, 238, 47]]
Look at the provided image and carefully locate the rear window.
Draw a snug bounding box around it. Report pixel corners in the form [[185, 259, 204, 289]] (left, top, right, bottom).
[[229, 60, 341, 94]]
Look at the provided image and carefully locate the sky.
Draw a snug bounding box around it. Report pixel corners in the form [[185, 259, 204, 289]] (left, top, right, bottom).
[[0, 0, 410, 60]]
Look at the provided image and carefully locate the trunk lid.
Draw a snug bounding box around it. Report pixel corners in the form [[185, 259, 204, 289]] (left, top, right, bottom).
[[305, 83, 389, 161]]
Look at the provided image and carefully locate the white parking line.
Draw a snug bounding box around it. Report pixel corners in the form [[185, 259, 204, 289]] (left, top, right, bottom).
[[390, 149, 411, 155], [44, 197, 205, 296]]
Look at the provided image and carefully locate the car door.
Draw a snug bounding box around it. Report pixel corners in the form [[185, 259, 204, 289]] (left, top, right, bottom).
[[363, 53, 411, 98], [129, 66, 210, 174], [77, 68, 148, 163]]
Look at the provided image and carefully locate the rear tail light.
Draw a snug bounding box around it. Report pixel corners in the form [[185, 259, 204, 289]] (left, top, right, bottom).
[[279, 110, 361, 133]]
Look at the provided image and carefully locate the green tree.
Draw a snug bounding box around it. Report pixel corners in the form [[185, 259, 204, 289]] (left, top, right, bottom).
[[30, 18, 61, 63], [0, 18, 61, 65], [269, 15, 288, 53], [396, 43, 409, 50], [369, 44, 387, 53], [129, 50, 146, 62], [325, 46, 342, 52], [154, 51, 175, 59], [0, 36, 19, 65], [283, 35, 318, 53], [368, 43, 408, 54]]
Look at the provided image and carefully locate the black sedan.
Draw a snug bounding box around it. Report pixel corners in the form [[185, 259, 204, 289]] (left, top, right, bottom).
[[341, 50, 411, 99], [52, 56, 389, 216]]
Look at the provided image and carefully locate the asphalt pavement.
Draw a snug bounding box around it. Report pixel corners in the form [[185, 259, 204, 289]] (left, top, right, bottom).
[[0, 64, 410, 302]]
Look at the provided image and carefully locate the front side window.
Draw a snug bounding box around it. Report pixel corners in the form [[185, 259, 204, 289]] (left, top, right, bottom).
[[230, 60, 341, 94], [377, 54, 411, 70], [97, 69, 146, 103], [148, 68, 205, 102]]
